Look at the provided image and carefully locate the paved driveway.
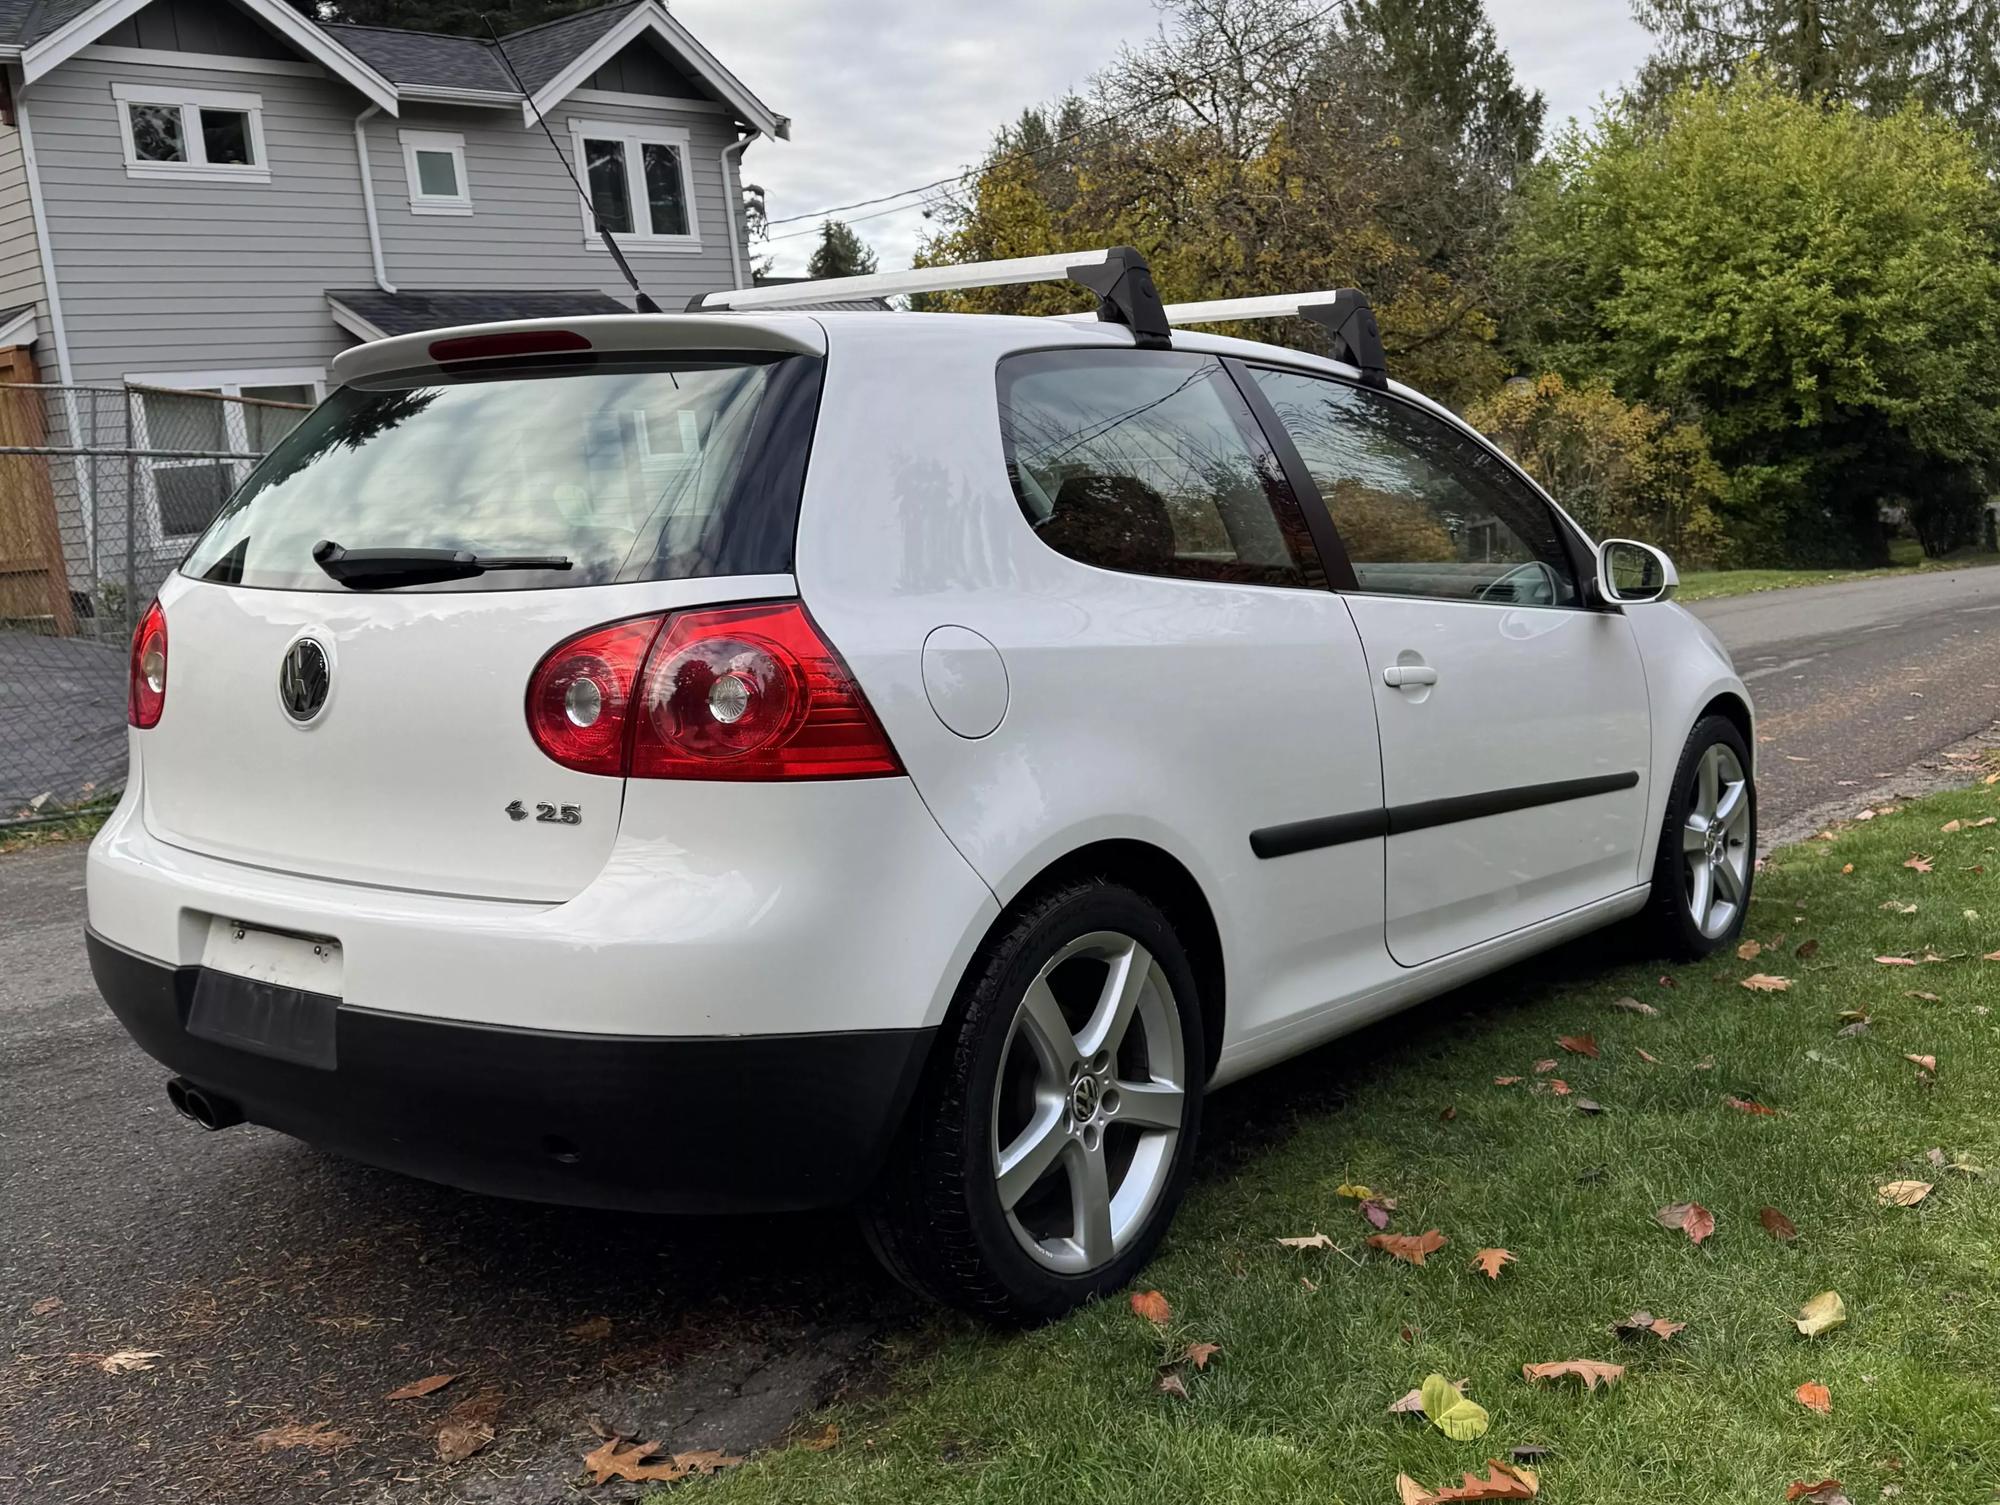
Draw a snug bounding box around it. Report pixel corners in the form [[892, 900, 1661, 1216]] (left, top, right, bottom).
[[4, 565, 1998, 1501]]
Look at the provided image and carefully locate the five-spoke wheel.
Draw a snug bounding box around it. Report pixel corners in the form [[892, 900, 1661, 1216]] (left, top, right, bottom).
[[1681, 741, 1752, 938]]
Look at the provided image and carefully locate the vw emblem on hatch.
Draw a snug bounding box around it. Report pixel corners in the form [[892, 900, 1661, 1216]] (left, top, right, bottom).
[[278, 638, 331, 724]]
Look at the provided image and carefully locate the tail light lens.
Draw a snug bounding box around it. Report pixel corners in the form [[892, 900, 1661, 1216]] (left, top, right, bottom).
[[127, 598, 168, 728], [525, 601, 902, 781]]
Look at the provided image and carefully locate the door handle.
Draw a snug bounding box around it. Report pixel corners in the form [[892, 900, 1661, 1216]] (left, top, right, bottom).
[[1382, 664, 1439, 689]]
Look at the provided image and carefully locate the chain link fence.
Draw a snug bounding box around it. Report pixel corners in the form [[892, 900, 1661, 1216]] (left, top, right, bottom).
[[0, 381, 311, 825]]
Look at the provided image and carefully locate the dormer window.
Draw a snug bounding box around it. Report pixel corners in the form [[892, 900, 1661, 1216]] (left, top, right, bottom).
[[113, 83, 269, 183]]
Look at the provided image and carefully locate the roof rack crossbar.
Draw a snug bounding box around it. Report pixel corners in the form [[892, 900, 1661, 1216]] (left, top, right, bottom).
[[686, 246, 1171, 348], [1055, 288, 1389, 389]]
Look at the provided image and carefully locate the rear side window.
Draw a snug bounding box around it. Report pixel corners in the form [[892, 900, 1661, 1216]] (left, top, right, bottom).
[[1249, 367, 1579, 608], [997, 350, 1324, 589], [180, 355, 820, 591]]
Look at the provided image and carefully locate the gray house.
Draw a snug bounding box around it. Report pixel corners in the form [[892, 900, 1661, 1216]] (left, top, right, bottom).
[[0, 0, 784, 398]]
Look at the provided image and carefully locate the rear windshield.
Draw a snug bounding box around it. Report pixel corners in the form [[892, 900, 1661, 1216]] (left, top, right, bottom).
[[180, 355, 821, 591]]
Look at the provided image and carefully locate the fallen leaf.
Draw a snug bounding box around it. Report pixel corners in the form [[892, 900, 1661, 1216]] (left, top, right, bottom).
[[251, 1420, 354, 1452], [1795, 1381, 1832, 1415], [1794, 1290, 1848, 1337], [566, 1315, 612, 1340], [1440, 1106, 1457, 1122], [1531, 1058, 1558, 1074], [1399, 1460, 1541, 1503], [1882, 900, 1918, 913], [1904, 854, 1934, 873], [436, 1420, 494, 1464], [1471, 1248, 1515, 1280], [1874, 956, 1919, 966], [1521, 1359, 1625, 1391], [1876, 1180, 1932, 1208], [1612, 1310, 1685, 1341], [1182, 1341, 1221, 1371], [1399, 1476, 1433, 1505], [1840, 863, 1854, 874], [1737, 939, 1763, 960], [1609, 996, 1659, 1016], [1130, 1290, 1171, 1325], [1547, 1079, 1572, 1096], [1741, 974, 1792, 991], [1785, 1484, 1852, 1505], [1276, 1233, 1335, 1250], [29, 1296, 61, 1316], [1368, 1229, 1447, 1266], [1925, 1147, 1945, 1167], [1155, 1367, 1189, 1400], [1986, 950, 2000, 962], [1360, 1198, 1393, 1229], [1838, 1009, 1869, 1024], [1794, 939, 1820, 959], [1655, 1201, 1716, 1245], [798, 1423, 840, 1452], [1421, 1372, 1491, 1441], [1556, 1034, 1599, 1058], [1573, 1097, 1604, 1114], [581, 1439, 742, 1486], [1759, 1206, 1798, 1241], [386, 1373, 456, 1401], [1724, 1095, 1778, 1116], [1635, 1048, 1662, 1064], [98, 1349, 163, 1374], [1836, 1021, 1869, 1038], [1905, 1053, 1937, 1074], [1493, 1076, 1523, 1086], [1508, 1445, 1552, 1464], [1336, 1183, 1373, 1199], [1906, 990, 1940, 1000], [1944, 1154, 1985, 1177]]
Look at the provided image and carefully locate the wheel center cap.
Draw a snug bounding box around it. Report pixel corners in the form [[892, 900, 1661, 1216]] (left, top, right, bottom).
[[1070, 1077, 1100, 1121]]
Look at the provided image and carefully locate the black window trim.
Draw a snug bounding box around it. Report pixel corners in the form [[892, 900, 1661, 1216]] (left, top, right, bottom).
[[992, 343, 1338, 595], [1228, 355, 1614, 615]]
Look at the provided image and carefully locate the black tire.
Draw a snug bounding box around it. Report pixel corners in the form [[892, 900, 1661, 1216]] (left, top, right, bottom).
[[1641, 713, 1757, 960], [862, 879, 1206, 1324]]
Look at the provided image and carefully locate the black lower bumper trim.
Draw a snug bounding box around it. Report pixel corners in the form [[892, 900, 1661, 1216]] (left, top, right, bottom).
[[87, 928, 934, 1214]]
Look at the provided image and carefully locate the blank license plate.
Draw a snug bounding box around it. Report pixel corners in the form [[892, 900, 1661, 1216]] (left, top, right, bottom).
[[188, 919, 343, 1069]]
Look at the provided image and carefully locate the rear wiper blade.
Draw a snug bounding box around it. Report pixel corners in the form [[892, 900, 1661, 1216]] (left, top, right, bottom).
[[312, 539, 572, 589]]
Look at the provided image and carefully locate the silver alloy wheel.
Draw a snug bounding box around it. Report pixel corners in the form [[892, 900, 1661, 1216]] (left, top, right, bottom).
[[991, 931, 1187, 1274], [1682, 742, 1752, 938]]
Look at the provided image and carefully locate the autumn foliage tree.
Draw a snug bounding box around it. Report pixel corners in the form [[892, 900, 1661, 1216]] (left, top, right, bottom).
[[913, 0, 1537, 407]]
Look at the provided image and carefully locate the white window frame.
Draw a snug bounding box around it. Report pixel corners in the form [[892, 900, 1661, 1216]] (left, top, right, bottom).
[[566, 118, 700, 253], [125, 368, 325, 544], [398, 128, 472, 215], [111, 81, 270, 183]]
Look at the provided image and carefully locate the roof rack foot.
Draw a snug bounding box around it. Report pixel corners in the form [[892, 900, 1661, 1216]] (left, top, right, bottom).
[[1068, 247, 1171, 350], [1301, 291, 1387, 389]]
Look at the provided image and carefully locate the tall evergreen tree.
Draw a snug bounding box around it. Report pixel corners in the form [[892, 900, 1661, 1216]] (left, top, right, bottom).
[[1342, 0, 1547, 172], [1631, 0, 2000, 154], [806, 220, 879, 280]]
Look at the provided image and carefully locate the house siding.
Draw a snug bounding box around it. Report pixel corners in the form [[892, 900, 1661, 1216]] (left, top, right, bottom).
[[27, 42, 754, 385], [370, 96, 743, 304], [0, 122, 48, 328]]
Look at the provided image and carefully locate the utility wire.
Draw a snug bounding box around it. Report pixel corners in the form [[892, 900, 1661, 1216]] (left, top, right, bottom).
[[758, 0, 1345, 242]]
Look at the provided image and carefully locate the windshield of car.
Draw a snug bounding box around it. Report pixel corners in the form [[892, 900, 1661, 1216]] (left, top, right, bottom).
[[180, 355, 819, 591]]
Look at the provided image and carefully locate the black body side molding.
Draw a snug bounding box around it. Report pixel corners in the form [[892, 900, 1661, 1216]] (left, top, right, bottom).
[[1250, 771, 1641, 859]]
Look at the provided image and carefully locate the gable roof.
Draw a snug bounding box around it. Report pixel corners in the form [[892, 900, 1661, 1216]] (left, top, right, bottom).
[[1, 0, 786, 137]]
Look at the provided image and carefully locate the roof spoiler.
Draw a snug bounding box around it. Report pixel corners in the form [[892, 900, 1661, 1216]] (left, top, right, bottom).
[[687, 247, 1173, 349], [1053, 288, 1388, 389]]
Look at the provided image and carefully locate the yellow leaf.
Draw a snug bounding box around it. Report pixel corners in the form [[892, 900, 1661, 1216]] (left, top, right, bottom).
[[1740, 973, 1791, 991], [1736, 939, 1763, 959], [1794, 1290, 1847, 1337], [1336, 1183, 1373, 1199], [1276, 1232, 1335, 1249], [1876, 1180, 1932, 1207], [1420, 1372, 1490, 1441]]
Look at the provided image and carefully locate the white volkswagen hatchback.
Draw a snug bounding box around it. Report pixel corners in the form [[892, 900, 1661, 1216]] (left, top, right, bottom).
[[88, 250, 1754, 1321]]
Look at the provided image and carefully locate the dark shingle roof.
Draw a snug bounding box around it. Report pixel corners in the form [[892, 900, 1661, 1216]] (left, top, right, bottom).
[[320, 24, 516, 94], [0, 0, 128, 47], [329, 288, 635, 338], [486, 0, 641, 93]]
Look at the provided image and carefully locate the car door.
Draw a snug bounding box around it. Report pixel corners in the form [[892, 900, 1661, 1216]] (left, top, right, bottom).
[[1243, 365, 1651, 967]]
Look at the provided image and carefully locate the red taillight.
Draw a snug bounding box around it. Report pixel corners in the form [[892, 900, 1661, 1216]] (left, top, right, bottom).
[[524, 601, 902, 781], [127, 598, 167, 728], [524, 615, 662, 775]]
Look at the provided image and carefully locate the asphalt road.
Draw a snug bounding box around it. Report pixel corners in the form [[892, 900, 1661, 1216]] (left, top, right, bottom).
[[4, 565, 1998, 1503]]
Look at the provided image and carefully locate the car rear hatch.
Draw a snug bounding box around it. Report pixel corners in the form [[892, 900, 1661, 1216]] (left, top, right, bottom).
[[136, 315, 827, 903]]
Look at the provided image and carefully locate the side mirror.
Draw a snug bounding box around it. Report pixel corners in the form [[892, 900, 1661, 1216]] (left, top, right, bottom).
[[1597, 538, 1678, 605]]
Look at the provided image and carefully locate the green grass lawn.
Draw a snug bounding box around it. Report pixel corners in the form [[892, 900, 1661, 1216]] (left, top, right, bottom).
[[1678, 541, 2000, 603], [679, 779, 2000, 1505]]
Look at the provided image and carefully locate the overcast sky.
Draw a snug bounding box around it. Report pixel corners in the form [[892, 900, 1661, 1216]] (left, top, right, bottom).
[[672, 0, 1655, 276]]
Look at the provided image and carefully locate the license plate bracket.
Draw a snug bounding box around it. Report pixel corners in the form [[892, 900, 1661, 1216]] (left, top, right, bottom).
[[188, 919, 342, 1069]]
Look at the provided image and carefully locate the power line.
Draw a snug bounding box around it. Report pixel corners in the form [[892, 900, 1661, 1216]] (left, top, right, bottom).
[[757, 0, 1345, 243]]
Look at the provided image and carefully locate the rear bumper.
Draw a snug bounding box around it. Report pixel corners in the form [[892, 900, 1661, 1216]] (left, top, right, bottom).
[[88, 928, 933, 1212]]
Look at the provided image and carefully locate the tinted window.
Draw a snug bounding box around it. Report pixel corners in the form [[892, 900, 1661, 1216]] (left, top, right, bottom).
[[1250, 368, 1578, 607], [180, 357, 818, 592], [998, 350, 1324, 589]]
